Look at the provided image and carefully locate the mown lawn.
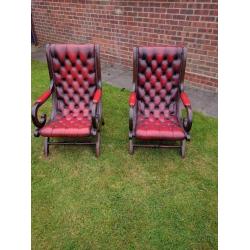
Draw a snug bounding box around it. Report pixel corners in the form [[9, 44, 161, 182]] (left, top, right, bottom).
[[32, 60, 218, 249]]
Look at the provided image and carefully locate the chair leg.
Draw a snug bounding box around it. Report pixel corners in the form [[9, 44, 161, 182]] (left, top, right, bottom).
[[129, 138, 134, 155], [180, 139, 186, 158], [95, 132, 101, 157], [44, 137, 49, 157]]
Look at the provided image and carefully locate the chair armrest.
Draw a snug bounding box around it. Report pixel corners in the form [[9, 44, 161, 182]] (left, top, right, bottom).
[[129, 92, 137, 107], [93, 89, 102, 104], [36, 90, 52, 104], [180, 92, 191, 107], [180, 91, 192, 135], [31, 89, 52, 136], [92, 89, 102, 131]]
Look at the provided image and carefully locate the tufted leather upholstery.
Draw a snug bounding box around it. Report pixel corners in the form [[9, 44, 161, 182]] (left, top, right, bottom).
[[40, 114, 92, 137], [131, 46, 189, 140], [136, 114, 185, 140], [49, 44, 97, 117], [36, 44, 101, 137]]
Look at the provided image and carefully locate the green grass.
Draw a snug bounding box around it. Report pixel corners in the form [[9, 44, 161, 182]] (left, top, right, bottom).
[[32, 60, 218, 250]]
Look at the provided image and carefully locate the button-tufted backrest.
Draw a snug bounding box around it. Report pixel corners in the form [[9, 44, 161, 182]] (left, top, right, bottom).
[[46, 44, 100, 118], [135, 46, 187, 120]]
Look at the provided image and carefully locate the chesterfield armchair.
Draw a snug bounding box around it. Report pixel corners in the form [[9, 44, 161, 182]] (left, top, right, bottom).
[[32, 44, 104, 157], [129, 46, 192, 157]]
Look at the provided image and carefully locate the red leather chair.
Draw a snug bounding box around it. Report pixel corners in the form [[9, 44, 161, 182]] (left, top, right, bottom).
[[129, 46, 192, 157], [32, 44, 104, 157]]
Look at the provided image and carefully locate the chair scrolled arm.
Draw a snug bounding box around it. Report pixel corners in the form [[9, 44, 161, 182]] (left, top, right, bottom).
[[129, 92, 137, 138], [180, 91, 192, 134], [32, 89, 52, 136], [92, 89, 102, 130]]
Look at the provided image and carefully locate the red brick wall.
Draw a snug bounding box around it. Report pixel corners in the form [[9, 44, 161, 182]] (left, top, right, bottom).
[[32, 0, 218, 91]]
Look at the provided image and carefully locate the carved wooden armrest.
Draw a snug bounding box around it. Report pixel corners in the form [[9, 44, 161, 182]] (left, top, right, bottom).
[[180, 92, 192, 135], [31, 89, 52, 136], [92, 89, 102, 130]]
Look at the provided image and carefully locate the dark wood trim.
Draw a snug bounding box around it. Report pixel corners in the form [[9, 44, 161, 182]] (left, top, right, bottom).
[[32, 103, 47, 130], [95, 44, 102, 88], [45, 45, 57, 120], [133, 47, 138, 92], [129, 106, 134, 138], [48, 141, 96, 145], [134, 144, 181, 148], [91, 103, 98, 130], [180, 47, 187, 90], [45, 44, 53, 80], [182, 106, 192, 135], [129, 47, 138, 138]]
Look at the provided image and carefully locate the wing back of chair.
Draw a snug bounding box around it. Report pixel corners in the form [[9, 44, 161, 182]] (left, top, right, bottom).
[[46, 44, 101, 118], [135, 46, 187, 120]]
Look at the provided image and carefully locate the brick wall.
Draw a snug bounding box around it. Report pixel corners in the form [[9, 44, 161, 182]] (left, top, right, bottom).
[[32, 0, 218, 91]]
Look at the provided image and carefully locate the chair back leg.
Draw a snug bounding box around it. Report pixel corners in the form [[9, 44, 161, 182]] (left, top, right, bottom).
[[95, 132, 101, 157], [44, 137, 49, 157], [129, 138, 134, 154], [180, 139, 186, 158]]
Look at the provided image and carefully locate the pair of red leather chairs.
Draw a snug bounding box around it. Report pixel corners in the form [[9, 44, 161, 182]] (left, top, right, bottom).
[[32, 44, 192, 157]]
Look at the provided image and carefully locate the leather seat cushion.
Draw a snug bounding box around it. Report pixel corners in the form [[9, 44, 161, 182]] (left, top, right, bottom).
[[135, 114, 185, 140], [39, 114, 92, 137]]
